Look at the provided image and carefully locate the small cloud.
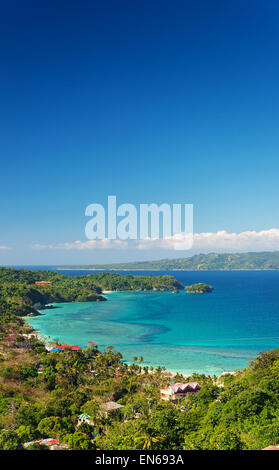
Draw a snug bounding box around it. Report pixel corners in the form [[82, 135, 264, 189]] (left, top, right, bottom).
[[30, 239, 129, 251], [0, 245, 11, 251]]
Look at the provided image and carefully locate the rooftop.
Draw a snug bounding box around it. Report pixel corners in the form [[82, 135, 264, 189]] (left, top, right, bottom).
[[161, 382, 201, 395], [100, 401, 124, 412], [169, 382, 201, 393]]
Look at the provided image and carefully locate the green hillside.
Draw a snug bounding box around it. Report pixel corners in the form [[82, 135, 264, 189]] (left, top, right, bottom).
[[58, 251, 279, 271]]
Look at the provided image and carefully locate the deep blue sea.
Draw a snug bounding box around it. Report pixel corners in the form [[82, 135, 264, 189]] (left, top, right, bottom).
[[24, 268, 279, 376]]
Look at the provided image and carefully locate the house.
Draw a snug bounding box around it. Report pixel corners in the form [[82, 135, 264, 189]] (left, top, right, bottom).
[[35, 281, 52, 285], [160, 382, 201, 403], [77, 413, 92, 426], [100, 401, 123, 418]]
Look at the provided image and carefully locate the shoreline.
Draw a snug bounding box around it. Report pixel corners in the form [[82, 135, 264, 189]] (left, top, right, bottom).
[[24, 326, 54, 351], [55, 267, 279, 272]]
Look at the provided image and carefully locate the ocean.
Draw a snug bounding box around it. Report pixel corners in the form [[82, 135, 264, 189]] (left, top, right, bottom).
[[25, 269, 279, 376]]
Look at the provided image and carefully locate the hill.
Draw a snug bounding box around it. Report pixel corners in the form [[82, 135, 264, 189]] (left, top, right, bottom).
[[58, 251, 279, 271]]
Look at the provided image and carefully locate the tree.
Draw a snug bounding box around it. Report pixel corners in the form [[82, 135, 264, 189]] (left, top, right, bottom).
[[66, 432, 96, 450], [17, 424, 39, 441], [38, 416, 63, 439], [135, 425, 166, 450], [0, 430, 23, 450], [81, 400, 101, 425]]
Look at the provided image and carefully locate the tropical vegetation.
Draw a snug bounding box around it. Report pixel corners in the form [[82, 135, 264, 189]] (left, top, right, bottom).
[[0, 267, 279, 450]]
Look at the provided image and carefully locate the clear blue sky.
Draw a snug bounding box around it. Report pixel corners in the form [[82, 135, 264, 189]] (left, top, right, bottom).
[[1, 0, 279, 264]]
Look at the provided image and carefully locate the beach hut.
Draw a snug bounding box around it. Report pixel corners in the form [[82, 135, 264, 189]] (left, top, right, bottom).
[[77, 413, 92, 426]]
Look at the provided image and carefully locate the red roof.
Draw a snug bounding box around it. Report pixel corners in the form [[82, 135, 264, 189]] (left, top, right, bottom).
[[56, 344, 82, 350], [39, 439, 59, 446]]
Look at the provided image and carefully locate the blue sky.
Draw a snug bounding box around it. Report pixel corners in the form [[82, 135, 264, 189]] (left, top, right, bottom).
[[1, 0, 279, 264]]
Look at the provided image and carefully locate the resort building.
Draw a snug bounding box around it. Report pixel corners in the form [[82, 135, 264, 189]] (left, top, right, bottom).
[[160, 382, 201, 403]]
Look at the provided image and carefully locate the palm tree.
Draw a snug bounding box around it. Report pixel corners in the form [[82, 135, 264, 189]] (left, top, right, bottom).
[[136, 426, 166, 450]]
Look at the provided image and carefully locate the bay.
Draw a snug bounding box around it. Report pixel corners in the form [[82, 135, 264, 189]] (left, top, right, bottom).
[[26, 270, 279, 376]]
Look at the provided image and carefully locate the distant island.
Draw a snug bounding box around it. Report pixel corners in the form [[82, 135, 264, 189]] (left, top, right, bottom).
[[185, 283, 213, 293], [57, 251, 279, 271]]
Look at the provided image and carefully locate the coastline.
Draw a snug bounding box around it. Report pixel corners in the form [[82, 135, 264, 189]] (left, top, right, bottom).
[[55, 268, 279, 272], [23, 317, 195, 379], [24, 299, 239, 378]]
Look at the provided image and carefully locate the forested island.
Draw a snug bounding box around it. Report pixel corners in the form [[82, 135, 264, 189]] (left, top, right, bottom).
[[185, 283, 213, 293], [59, 251, 279, 271], [0, 267, 183, 317]]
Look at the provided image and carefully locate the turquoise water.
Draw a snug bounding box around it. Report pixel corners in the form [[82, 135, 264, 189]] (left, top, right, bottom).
[[26, 270, 279, 376]]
